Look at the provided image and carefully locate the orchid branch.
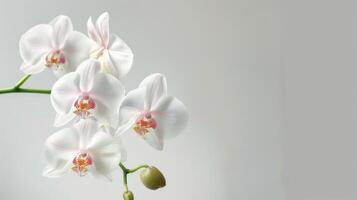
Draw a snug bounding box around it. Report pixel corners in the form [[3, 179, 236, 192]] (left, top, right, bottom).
[[119, 162, 149, 192], [0, 74, 51, 94]]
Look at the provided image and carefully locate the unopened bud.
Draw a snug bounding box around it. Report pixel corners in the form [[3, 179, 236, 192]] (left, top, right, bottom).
[[123, 191, 134, 200], [140, 166, 166, 190]]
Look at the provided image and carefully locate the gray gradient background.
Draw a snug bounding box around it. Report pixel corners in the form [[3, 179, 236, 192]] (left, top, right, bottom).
[[0, 0, 355, 200]]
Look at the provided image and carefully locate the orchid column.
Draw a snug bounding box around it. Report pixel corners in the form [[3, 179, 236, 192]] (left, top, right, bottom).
[[0, 12, 188, 200]]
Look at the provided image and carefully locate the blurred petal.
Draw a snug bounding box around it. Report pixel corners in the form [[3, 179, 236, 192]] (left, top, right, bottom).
[[76, 59, 101, 92], [87, 131, 122, 176], [19, 24, 52, 64], [43, 126, 79, 177], [60, 31, 94, 74], [51, 72, 80, 114], [152, 96, 189, 139], [96, 12, 110, 47], [139, 74, 167, 109], [104, 34, 133, 78], [50, 15, 73, 48]]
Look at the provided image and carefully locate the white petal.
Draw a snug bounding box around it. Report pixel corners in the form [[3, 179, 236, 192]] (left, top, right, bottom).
[[87, 131, 122, 176], [43, 126, 80, 177], [108, 109, 120, 129], [76, 59, 101, 92], [90, 73, 125, 114], [103, 34, 133, 78], [73, 119, 100, 149], [46, 126, 80, 152], [120, 87, 146, 111], [109, 34, 133, 54], [50, 15, 73, 48], [92, 100, 116, 125], [43, 152, 75, 178], [139, 73, 167, 109], [152, 96, 189, 139], [99, 124, 116, 136], [54, 112, 77, 127], [87, 16, 102, 45], [116, 115, 137, 136], [95, 12, 110, 48], [98, 50, 117, 76], [142, 131, 164, 150], [52, 67, 69, 77], [20, 55, 46, 75], [116, 87, 146, 135], [19, 24, 52, 64], [59, 31, 94, 75], [51, 72, 80, 114]]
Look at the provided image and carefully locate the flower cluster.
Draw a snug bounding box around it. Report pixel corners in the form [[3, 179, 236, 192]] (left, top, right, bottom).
[[19, 12, 188, 180]]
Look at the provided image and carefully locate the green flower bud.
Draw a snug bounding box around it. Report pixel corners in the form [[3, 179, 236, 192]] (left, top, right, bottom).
[[140, 166, 166, 190], [123, 191, 134, 200]]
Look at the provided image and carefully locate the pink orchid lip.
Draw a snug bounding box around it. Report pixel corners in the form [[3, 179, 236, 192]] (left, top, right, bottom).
[[133, 111, 157, 136], [72, 152, 93, 177], [73, 95, 96, 118], [139, 110, 152, 118], [45, 49, 66, 70]]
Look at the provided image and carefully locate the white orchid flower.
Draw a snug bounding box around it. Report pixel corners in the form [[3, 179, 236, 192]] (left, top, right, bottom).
[[19, 15, 93, 76], [51, 59, 125, 127], [117, 73, 189, 150], [87, 12, 134, 79], [43, 119, 123, 179]]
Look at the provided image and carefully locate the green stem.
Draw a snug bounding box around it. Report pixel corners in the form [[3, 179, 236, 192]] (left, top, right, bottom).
[[17, 88, 51, 94], [14, 74, 31, 89], [119, 163, 129, 191], [127, 164, 149, 173], [0, 75, 51, 95], [119, 162, 149, 192], [0, 87, 51, 94]]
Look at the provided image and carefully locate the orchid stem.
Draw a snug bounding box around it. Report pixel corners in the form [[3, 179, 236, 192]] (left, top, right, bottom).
[[127, 164, 149, 173], [0, 87, 51, 94], [119, 162, 149, 192], [119, 163, 129, 191], [14, 74, 31, 89], [0, 74, 51, 95]]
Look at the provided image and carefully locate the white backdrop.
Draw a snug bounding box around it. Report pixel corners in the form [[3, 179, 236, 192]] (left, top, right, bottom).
[[2, 0, 355, 199], [283, 0, 357, 199], [0, 0, 284, 199]]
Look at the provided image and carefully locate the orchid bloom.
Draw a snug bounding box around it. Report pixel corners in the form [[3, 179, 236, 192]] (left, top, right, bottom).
[[43, 119, 123, 179], [51, 59, 125, 127], [117, 73, 189, 150], [87, 12, 134, 79], [19, 15, 93, 76]]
